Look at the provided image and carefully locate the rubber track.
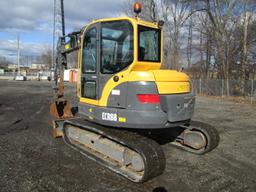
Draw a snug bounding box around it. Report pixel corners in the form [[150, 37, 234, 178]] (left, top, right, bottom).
[[171, 121, 220, 155], [62, 118, 166, 183]]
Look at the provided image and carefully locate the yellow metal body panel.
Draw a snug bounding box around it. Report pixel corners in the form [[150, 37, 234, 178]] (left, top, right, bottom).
[[129, 70, 190, 94], [152, 70, 189, 82], [128, 71, 155, 82], [131, 62, 161, 71], [152, 70, 190, 94], [89, 17, 159, 29], [156, 82, 190, 94]]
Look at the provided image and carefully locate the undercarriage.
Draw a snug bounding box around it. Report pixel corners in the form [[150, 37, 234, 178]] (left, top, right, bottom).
[[52, 116, 219, 183]]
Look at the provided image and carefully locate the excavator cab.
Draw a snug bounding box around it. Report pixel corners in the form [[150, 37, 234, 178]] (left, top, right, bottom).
[[50, 2, 219, 183]]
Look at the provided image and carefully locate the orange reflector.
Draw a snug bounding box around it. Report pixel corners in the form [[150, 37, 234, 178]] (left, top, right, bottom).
[[134, 2, 142, 14]]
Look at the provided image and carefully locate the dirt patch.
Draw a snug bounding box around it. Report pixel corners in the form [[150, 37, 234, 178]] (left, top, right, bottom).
[[0, 81, 255, 192]]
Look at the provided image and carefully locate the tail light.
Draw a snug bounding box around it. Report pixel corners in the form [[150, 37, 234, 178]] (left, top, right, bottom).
[[137, 94, 160, 104]]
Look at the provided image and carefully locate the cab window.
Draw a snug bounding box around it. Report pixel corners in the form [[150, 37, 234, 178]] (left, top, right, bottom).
[[138, 25, 161, 62], [82, 28, 97, 73], [101, 20, 133, 74]]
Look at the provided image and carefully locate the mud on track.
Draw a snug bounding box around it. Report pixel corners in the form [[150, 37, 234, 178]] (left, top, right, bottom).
[[0, 80, 255, 192]]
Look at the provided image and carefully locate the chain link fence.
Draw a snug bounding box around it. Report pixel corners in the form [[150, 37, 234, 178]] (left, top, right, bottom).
[[191, 79, 256, 104]]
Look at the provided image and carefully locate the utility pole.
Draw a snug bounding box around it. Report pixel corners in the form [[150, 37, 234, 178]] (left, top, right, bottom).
[[17, 34, 20, 75], [52, 0, 56, 72], [1, 32, 20, 74]]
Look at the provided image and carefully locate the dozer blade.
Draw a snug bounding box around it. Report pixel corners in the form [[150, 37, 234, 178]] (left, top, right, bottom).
[[54, 118, 166, 183], [50, 100, 73, 119]]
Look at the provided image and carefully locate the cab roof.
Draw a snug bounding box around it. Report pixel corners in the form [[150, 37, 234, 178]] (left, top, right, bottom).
[[87, 16, 159, 29]]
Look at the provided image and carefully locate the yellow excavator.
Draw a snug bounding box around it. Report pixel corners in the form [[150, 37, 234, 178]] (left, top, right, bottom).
[[50, 2, 219, 183]]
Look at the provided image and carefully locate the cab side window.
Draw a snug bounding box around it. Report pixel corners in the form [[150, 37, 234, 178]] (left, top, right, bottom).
[[138, 25, 160, 62], [82, 28, 97, 73]]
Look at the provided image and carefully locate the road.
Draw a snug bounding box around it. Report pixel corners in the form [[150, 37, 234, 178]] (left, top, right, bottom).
[[0, 80, 255, 192]]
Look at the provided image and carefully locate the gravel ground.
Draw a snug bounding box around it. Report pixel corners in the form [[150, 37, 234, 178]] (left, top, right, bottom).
[[0, 80, 255, 192]]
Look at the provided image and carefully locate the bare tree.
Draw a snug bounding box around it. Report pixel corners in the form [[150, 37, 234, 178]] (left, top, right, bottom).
[[0, 56, 11, 68], [40, 49, 52, 70], [187, 11, 193, 69], [122, 0, 256, 91], [160, 0, 191, 69], [159, 0, 204, 69], [240, 0, 250, 93]]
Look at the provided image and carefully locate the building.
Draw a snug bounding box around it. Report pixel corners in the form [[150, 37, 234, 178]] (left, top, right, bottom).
[[30, 63, 47, 70], [8, 64, 18, 70]]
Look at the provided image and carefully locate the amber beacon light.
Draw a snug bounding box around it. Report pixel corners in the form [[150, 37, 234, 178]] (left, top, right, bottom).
[[133, 2, 142, 15]]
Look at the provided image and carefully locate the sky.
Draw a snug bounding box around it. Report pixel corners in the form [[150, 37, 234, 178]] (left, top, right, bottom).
[[0, 0, 127, 63]]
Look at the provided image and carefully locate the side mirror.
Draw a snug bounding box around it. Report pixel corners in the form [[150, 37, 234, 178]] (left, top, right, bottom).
[[64, 31, 81, 52]]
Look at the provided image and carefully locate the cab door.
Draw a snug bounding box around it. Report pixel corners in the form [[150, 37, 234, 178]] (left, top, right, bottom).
[[81, 24, 99, 104]]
